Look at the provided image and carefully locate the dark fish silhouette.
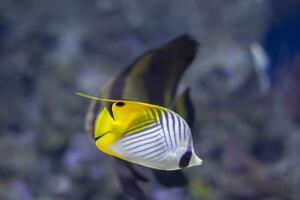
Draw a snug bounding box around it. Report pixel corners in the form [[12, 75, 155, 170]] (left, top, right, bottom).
[[84, 35, 198, 199]]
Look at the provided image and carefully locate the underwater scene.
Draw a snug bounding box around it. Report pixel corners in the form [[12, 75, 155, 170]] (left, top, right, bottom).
[[1, 0, 300, 200]]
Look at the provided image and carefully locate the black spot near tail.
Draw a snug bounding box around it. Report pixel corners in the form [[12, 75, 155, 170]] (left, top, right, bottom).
[[179, 150, 192, 168]]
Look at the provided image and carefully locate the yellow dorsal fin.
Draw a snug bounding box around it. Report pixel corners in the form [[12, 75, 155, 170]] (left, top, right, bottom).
[[76, 92, 168, 111], [75, 92, 117, 102]]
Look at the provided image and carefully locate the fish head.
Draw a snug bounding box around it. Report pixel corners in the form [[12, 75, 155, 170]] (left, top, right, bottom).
[[76, 92, 159, 159], [94, 101, 147, 142], [94, 100, 152, 158]]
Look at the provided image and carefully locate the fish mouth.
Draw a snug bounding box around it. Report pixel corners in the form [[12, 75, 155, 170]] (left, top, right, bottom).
[[94, 131, 111, 142]]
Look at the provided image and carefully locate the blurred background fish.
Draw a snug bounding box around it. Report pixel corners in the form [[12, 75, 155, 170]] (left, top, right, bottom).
[[82, 35, 198, 199], [1, 0, 300, 200]]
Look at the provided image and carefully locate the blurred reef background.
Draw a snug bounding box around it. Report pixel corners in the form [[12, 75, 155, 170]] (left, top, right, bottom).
[[1, 0, 300, 200]]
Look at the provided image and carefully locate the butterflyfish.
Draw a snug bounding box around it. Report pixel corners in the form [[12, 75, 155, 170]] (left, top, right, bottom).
[[77, 92, 202, 170]]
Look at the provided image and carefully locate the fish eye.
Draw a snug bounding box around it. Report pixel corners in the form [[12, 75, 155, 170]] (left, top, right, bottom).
[[115, 102, 125, 107]]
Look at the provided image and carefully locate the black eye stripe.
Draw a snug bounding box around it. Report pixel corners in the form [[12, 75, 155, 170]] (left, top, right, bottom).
[[115, 102, 125, 107]]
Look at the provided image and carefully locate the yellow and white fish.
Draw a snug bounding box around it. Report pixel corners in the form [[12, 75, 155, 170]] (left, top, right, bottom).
[[77, 92, 202, 170]]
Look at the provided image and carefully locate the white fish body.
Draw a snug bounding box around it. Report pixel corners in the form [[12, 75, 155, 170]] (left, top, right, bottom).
[[110, 109, 202, 170]]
